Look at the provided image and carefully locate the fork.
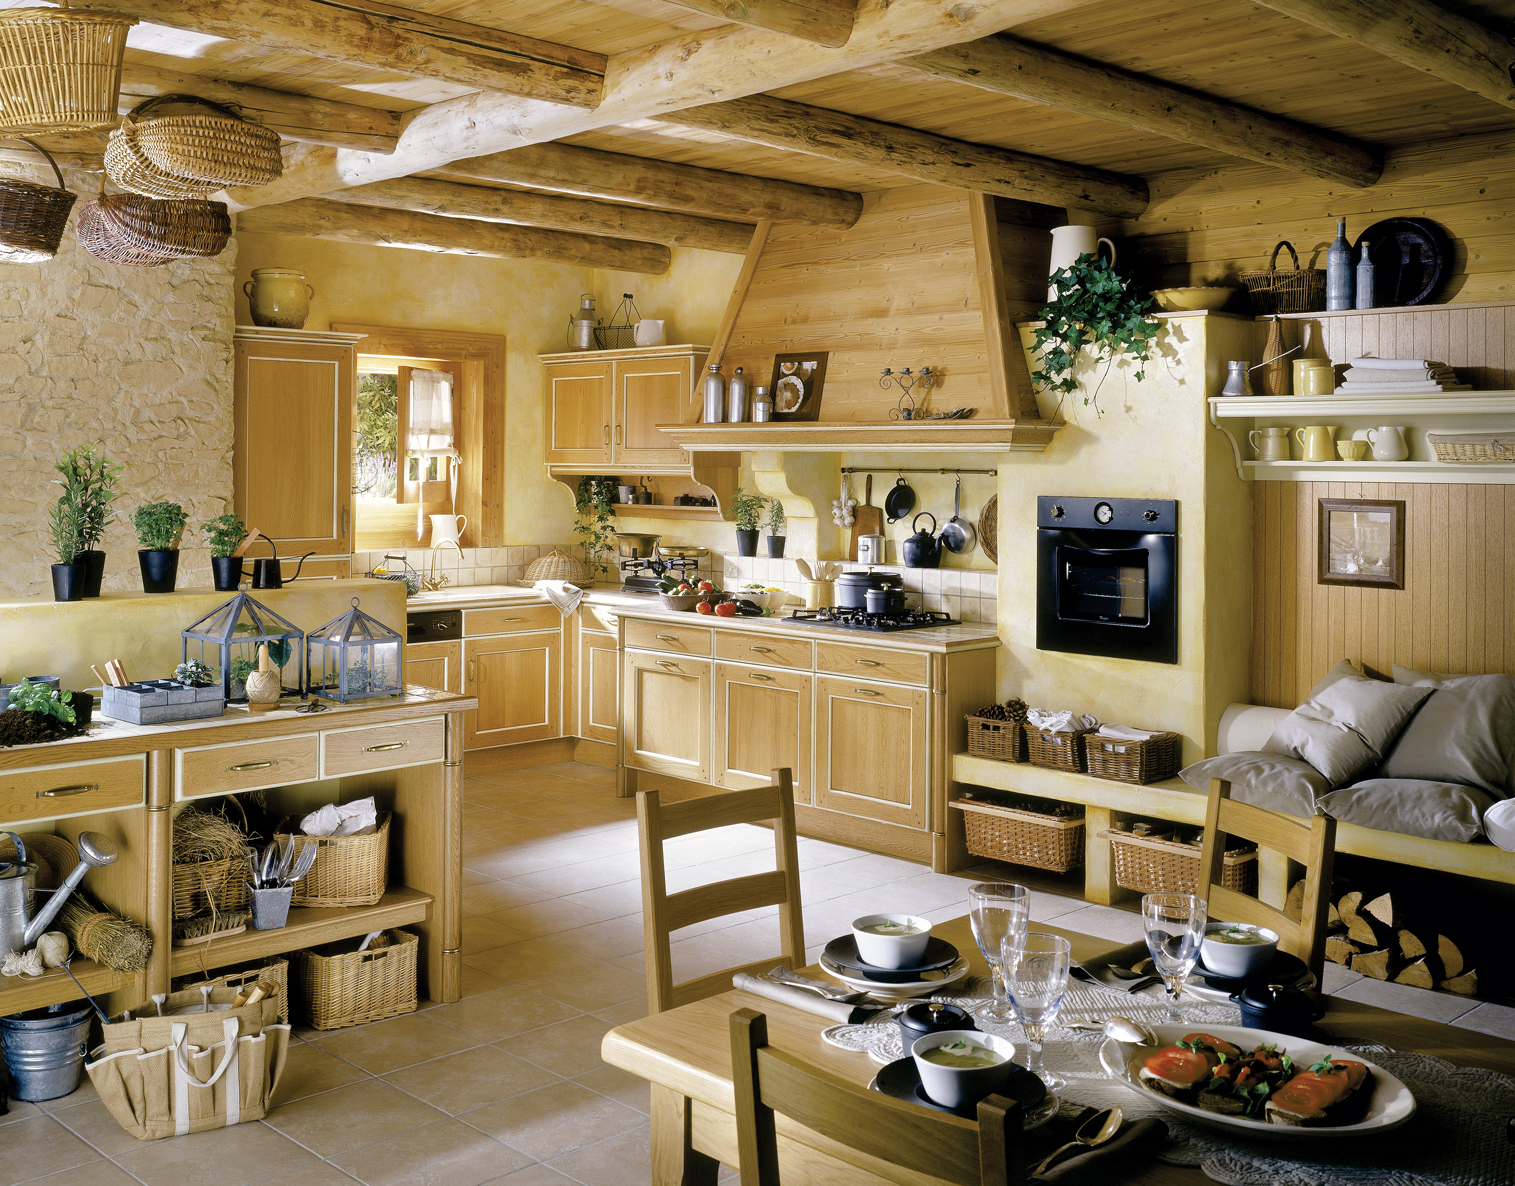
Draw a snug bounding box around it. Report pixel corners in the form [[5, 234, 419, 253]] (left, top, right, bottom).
[[765, 966, 872, 1004]]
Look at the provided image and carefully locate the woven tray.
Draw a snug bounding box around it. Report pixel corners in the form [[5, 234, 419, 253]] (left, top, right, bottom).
[[171, 855, 251, 920], [276, 813, 389, 908], [174, 958, 289, 1024], [950, 798, 1084, 873], [1427, 432, 1514, 463], [1085, 731, 1182, 785], [296, 929, 418, 1031], [1026, 726, 1093, 773], [1101, 828, 1257, 897], [965, 714, 1025, 763]]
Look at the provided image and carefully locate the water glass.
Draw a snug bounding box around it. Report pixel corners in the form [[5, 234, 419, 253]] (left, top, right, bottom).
[[1002, 931, 1071, 1091], [968, 883, 1030, 1024], [1142, 892, 1207, 1022]]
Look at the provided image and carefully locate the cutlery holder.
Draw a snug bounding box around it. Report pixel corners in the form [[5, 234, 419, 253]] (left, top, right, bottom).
[[250, 885, 293, 930], [275, 813, 390, 908]]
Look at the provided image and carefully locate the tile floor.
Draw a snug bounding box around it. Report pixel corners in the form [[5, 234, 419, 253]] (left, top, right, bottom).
[[8, 759, 1514, 1185]]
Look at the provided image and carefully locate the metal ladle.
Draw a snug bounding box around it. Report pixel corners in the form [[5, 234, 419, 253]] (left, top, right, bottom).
[[22, 832, 118, 946], [1032, 1105, 1124, 1175]]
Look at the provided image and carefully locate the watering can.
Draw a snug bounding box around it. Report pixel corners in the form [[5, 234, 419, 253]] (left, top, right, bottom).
[[0, 831, 118, 956], [246, 536, 316, 589]]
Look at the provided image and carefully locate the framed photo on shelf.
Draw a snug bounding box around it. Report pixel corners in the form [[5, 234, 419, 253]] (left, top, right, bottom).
[[1318, 498, 1405, 589], [768, 351, 828, 422]]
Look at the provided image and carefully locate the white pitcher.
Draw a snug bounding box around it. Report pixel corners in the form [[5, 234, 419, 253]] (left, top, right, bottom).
[[429, 514, 466, 545], [633, 319, 665, 347], [1366, 425, 1409, 462], [1048, 225, 1116, 300]]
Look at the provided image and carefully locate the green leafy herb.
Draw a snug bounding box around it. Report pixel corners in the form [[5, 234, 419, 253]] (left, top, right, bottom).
[[174, 659, 214, 685], [53, 443, 123, 551], [574, 476, 618, 581], [132, 501, 188, 551], [1030, 253, 1161, 412], [729, 486, 765, 532], [7, 679, 76, 725], [200, 513, 248, 557]]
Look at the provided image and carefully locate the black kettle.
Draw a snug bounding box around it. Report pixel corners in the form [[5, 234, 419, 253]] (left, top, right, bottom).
[[902, 512, 940, 569]]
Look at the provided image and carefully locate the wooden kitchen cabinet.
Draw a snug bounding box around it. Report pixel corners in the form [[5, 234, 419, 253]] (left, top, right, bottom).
[[712, 662, 812, 802], [406, 640, 463, 694], [580, 629, 620, 746], [623, 648, 711, 782], [545, 357, 612, 466], [542, 345, 707, 471], [465, 632, 562, 749], [615, 352, 699, 467], [813, 675, 930, 830]]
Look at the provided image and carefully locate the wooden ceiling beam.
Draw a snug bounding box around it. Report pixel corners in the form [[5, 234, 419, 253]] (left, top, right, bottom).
[[654, 0, 854, 48], [236, 198, 672, 272], [322, 176, 758, 253], [899, 35, 1383, 187], [656, 93, 1148, 217], [435, 142, 862, 229], [1256, 0, 1515, 109], [70, 0, 605, 107]]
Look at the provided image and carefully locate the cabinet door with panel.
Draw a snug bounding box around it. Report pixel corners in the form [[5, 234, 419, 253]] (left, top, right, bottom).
[[614, 353, 700, 467], [406, 640, 462, 694], [713, 662, 811, 802], [813, 676, 929, 829], [579, 629, 621, 745], [465, 632, 562, 749], [622, 649, 710, 782], [544, 358, 612, 466]]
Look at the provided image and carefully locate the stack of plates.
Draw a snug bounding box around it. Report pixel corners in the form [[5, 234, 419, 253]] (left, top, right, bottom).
[[820, 935, 969, 1001]]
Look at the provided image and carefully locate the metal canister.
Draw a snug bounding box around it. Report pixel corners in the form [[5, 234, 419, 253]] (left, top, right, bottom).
[[567, 293, 597, 351], [751, 385, 773, 422], [726, 366, 749, 423], [702, 363, 726, 424]]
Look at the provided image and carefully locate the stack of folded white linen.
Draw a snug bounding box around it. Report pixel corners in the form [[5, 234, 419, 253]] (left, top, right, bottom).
[[1335, 357, 1469, 394], [1027, 709, 1100, 733], [1093, 723, 1159, 741]]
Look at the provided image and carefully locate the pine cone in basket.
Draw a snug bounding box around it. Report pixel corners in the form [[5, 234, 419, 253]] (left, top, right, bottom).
[[1003, 698, 1028, 722], [974, 703, 1010, 720]]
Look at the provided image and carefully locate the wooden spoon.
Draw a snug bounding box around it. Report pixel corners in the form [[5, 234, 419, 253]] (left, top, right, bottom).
[[795, 558, 814, 580]]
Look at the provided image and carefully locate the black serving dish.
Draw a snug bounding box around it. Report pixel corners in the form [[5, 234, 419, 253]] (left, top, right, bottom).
[[823, 935, 959, 983]]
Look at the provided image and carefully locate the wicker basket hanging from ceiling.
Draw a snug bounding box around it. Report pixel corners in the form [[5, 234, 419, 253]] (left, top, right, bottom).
[[77, 182, 231, 267], [0, 4, 137, 136], [0, 137, 76, 263], [105, 93, 283, 199]]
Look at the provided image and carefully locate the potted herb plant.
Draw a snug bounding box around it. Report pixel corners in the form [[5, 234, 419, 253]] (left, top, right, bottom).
[[202, 513, 248, 591], [765, 496, 787, 558], [575, 476, 618, 582], [730, 486, 764, 558], [53, 443, 123, 597], [48, 490, 85, 602], [132, 501, 188, 593], [1031, 253, 1161, 414], [0, 679, 87, 747]]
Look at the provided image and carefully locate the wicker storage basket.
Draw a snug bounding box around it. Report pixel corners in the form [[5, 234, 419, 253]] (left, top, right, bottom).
[[174, 958, 289, 1024], [0, 6, 136, 135], [1427, 432, 1514, 463], [524, 548, 593, 588], [950, 798, 1084, 873], [296, 929, 418, 1031], [1237, 241, 1326, 315], [0, 138, 75, 263], [965, 714, 1025, 763], [1026, 726, 1093, 773], [276, 813, 389, 908], [171, 856, 251, 921], [1101, 828, 1257, 897], [1085, 731, 1182, 785], [106, 93, 283, 198], [77, 190, 231, 266]]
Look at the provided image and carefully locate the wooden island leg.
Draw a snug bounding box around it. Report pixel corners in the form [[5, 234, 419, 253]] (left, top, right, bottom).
[[650, 1084, 720, 1186]]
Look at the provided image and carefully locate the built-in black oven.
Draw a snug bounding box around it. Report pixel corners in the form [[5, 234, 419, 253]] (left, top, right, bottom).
[[1036, 496, 1178, 665]]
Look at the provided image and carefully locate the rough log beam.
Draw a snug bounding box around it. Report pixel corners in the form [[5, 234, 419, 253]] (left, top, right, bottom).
[[899, 35, 1383, 188], [322, 176, 758, 253], [658, 93, 1148, 217], [118, 63, 401, 154], [71, 0, 606, 107], [1257, 0, 1515, 109], [236, 198, 672, 272], [655, 0, 854, 47], [435, 142, 862, 229]]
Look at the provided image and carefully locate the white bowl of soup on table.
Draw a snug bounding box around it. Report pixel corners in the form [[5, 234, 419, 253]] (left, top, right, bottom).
[[1201, 922, 1279, 979], [853, 914, 932, 969], [912, 1031, 1016, 1109]]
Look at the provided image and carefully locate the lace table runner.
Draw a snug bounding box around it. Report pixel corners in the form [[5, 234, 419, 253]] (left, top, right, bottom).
[[821, 978, 1515, 1185]]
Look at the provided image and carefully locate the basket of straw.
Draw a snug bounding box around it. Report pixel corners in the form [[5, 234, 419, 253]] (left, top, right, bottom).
[[105, 93, 283, 198], [77, 186, 231, 267], [0, 138, 76, 263], [58, 890, 152, 973], [1237, 241, 1326, 315], [0, 4, 137, 135], [172, 805, 252, 920]]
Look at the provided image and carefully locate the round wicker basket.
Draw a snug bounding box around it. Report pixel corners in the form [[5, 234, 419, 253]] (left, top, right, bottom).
[[106, 93, 284, 198], [0, 7, 137, 135], [78, 191, 231, 267], [524, 548, 593, 588]]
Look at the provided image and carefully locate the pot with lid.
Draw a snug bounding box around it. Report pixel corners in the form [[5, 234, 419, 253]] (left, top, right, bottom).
[[903, 513, 941, 569], [836, 569, 902, 610], [865, 586, 909, 616]]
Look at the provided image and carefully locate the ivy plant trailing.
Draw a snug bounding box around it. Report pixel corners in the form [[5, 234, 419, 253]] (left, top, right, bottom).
[[1031, 253, 1160, 413], [574, 476, 618, 581]]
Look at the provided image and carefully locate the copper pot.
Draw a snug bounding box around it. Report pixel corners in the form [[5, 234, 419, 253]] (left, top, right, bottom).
[[614, 532, 661, 559]]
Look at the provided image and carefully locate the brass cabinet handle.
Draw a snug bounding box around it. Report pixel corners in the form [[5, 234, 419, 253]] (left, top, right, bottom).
[[468, 658, 476, 683], [603, 424, 610, 445], [363, 741, 408, 753], [655, 634, 679, 642], [36, 783, 98, 798], [341, 506, 348, 537], [656, 660, 680, 670], [497, 617, 524, 623], [749, 672, 774, 682], [854, 688, 884, 697], [227, 760, 276, 773], [854, 658, 883, 667], [615, 425, 622, 447], [749, 645, 774, 653]]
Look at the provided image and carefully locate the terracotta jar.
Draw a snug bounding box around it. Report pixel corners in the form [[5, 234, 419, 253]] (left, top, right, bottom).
[[243, 269, 314, 329]]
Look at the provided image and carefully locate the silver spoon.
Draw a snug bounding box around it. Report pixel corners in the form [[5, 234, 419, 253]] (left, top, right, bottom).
[[1064, 1015, 1160, 1045], [1032, 1105, 1124, 1175]]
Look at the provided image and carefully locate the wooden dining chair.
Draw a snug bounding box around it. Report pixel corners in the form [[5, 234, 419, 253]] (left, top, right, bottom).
[[638, 768, 805, 1013], [730, 1008, 1028, 1186], [1196, 776, 1337, 985]]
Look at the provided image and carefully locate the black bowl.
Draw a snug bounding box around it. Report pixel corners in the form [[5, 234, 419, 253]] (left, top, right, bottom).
[[823, 934, 959, 983]]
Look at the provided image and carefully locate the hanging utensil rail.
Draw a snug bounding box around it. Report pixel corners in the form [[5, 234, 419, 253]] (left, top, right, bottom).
[[839, 467, 996, 476]]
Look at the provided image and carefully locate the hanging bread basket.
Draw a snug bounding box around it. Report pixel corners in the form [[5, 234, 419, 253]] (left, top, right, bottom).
[[0, 3, 137, 135], [106, 93, 283, 198], [523, 548, 594, 588], [78, 182, 231, 267], [0, 137, 76, 262]]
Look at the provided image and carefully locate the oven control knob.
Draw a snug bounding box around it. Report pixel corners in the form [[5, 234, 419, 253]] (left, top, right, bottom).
[[1143, 509, 1158, 522], [1093, 502, 1114, 525], [1051, 504, 1064, 518]]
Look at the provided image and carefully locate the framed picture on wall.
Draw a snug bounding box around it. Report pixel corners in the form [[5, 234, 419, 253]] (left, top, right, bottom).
[[1318, 498, 1405, 589], [768, 352, 828, 421]]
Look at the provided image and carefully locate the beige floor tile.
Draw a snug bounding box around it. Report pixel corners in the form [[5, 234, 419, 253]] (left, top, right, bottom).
[[461, 867, 496, 887], [574, 1065, 651, 1115], [263, 1079, 449, 1158], [460, 965, 510, 998], [0, 1096, 47, 1126], [522, 961, 647, 1012], [466, 786, 551, 810], [50, 1097, 148, 1157], [384, 1046, 559, 1114], [486, 1165, 580, 1184], [484, 899, 614, 939], [0, 1116, 100, 1186], [311, 1013, 479, 1075], [545, 1123, 652, 1186], [249, 1165, 365, 1186], [593, 999, 648, 1027], [462, 832, 507, 860], [464, 847, 572, 880], [111, 1119, 319, 1186], [427, 986, 582, 1042], [1332, 976, 1478, 1023], [505, 860, 639, 898], [332, 1118, 532, 1186], [462, 1081, 642, 1161], [559, 880, 643, 918], [20, 1162, 139, 1186], [462, 916, 533, 955], [37, 1076, 99, 1111], [496, 797, 606, 823], [1451, 1002, 1515, 1040], [269, 1039, 372, 1105], [462, 879, 555, 915], [462, 938, 603, 985], [495, 1016, 616, 1078], [547, 914, 646, 958]]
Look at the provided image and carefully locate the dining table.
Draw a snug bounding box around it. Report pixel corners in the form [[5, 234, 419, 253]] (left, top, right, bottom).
[[600, 914, 1515, 1186]]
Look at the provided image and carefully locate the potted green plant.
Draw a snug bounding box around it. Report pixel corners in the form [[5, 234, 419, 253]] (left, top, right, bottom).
[[765, 496, 787, 558], [53, 444, 123, 597], [730, 486, 765, 558], [202, 513, 248, 591], [574, 476, 618, 582], [1031, 253, 1161, 414], [47, 491, 85, 602], [132, 501, 188, 593]]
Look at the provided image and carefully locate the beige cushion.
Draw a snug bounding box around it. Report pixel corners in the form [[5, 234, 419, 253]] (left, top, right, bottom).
[[1317, 778, 1493, 843], [1384, 667, 1515, 797], [1180, 752, 1330, 818]]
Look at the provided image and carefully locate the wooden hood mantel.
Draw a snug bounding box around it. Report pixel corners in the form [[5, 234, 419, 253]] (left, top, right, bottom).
[[656, 417, 1062, 453]]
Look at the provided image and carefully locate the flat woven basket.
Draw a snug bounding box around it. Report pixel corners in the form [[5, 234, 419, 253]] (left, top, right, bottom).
[[1101, 828, 1257, 897], [0, 6, 136, 135], [297, 928, 418, 1031], [106, 93, 283, 198], [1085, 731, 1182, 785], [276, 813, 389, 908], [0, 137, 75, 263], [964, 714, 1024, 763], [1427, 432, 1515, 463], [950, 798, 1084, 873], [524, 547, 594, 588], [77, 190, 231, 266], [1026, 725, 1094, 773], [174, 958, 289, 1024], [1237, 241, 1326, 315], [171, 856, 251, 920]]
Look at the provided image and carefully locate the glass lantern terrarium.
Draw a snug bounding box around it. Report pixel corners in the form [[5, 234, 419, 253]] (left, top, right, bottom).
[[307, 597, 404, 702], [182, 592, 304, 701]]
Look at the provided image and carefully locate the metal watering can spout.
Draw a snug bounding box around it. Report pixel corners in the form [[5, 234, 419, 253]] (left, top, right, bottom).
[[2, 831, 118, 952]]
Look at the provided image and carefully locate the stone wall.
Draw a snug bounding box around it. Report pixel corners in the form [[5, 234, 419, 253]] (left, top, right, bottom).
[[0, 161, 236, 601]]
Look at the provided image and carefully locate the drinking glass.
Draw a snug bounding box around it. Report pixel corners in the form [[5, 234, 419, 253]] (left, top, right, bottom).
[[1001, 931, 1071, 1091], [1142, 893, 1207, 1022], [968, 883, 1030, 1024]]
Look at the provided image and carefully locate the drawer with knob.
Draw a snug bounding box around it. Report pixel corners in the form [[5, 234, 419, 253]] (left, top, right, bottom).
[[175, 734, 320, 799], [713, 630, 813, 670], [815, 641, 928, 686], [0, 754, 146, 826], [321, 716, 446, 778], [464, 605, 562, 636], [624, 619, 712, 656]]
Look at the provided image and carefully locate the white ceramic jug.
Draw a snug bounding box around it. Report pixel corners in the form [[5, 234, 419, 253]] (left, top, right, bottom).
[[1048, 225, 1116, 300], [633, 320, 665, 347], [1366, 425, 1409, 462], [429, 514, 466, 545]]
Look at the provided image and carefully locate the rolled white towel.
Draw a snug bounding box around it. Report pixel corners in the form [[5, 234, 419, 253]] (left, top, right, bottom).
[[1028, 709, 1100, 733], [1484, 799, 1515, 852]]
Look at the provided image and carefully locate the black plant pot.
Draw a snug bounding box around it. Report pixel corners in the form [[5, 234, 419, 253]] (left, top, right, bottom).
[[735, 529, 759, 558], [50, 562, 86, 602], [64, 689, 93, 726], [77, 549, 106, 597], [767, 535, 786, 558], [211, 555, 244, 591], [138, 549, 180, 593]]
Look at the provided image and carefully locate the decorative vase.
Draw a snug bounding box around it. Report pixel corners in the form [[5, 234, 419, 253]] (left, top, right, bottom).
[[735, 529, 759, 558], [75, 549, 105, 597], [243, 269, 314, 329], [50, 562, 86, 602], [138, 549, 179, 594], [211, 556, 243, 591], [767, 535, 786, 558]]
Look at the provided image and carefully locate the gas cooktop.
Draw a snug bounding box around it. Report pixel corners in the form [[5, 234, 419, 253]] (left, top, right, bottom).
[[784, 608, 960, 633]]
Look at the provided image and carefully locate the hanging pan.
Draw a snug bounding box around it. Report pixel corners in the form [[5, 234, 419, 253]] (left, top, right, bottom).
[[940, 475, 977, 554]]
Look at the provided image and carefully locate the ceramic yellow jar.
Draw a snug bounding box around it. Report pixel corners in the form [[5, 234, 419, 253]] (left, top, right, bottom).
[[243, 269, 314, 329]]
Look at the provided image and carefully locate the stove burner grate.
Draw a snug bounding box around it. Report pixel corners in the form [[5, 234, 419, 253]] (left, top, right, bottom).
[[784, 608, 959, 632]]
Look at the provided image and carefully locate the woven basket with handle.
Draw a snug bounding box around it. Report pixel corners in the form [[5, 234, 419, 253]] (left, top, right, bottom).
[[275, 813, 389, 908], [1237, 241, 1326, 315], [1427, 432, 1514, 463], [297, 929, 418, 1031], [78, 187, 231, 267], [524, 548, 593, 588], [0, 138, 75, 262], [950, 798, 1084, 872], [0, 4, 136, 135], [106, 93, 283, 198]]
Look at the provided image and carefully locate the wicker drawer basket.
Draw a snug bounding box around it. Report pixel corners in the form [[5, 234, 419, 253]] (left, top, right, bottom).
[[965, 715, 1025, 763], [1026, 726, 1093, 773], [1426, 432, 1514, 463], [276, 813, 390, 908], [1085, 732, 1182, 785], [951, 798, 1084, 873], [1101, 828, 1257, 897], [296, 929, 417, 1031], [174, 958, 289, 1024]]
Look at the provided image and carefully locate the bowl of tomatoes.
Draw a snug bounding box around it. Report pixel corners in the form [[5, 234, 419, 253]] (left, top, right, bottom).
[[658, 577, 724, 612]]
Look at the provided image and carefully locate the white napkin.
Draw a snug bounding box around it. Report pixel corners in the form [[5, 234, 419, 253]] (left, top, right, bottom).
[[1348, 357, 1448, 370], [732, 973, 858, 1023], [535, 579, 584, 616], [301, 796, 378, 838], [1027, 709, 1099, 733], [1095, 724, 1158, 741]]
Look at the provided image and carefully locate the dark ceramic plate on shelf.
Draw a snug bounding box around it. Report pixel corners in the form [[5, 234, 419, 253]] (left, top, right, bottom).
[[823, 935, 960, 983], [1192, 948, 1310, 994], [870, 1057, 1054, 1124], [1353, 217, 1451, 308]]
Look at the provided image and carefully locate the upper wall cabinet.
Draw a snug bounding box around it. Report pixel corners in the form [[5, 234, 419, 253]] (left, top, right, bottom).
[[542, 344, 707, 472]]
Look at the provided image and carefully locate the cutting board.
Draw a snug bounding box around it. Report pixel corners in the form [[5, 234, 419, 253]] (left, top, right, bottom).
[[849, 474, 883, 561]]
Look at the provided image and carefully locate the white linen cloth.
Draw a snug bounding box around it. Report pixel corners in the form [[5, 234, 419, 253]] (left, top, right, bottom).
[[534, 580, 584, 616], [1027, 709, 1099, 733], [1094, 723, 1158, 741], [1483, 798, 1515, 851], [1348, 357, 1450, 370], [300, 796, 377, 838]]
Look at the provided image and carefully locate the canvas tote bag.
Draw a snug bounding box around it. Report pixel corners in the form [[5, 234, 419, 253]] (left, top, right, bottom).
[[85, 986, 290, 1140]]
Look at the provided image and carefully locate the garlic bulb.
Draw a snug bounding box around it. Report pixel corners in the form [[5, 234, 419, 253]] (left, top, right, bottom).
[[37, 931, 69, 968]]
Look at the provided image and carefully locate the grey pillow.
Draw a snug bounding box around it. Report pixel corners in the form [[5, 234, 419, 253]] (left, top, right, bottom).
[[1317, 778, 1494, 843], [1264, 663, 1432, 787], [1381, 670, 1515, 797], [1180, 752, 1329, 818]]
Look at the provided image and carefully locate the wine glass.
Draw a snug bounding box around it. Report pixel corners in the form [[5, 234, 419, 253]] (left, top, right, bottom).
[[1142, 893, 1207, 1022], [968, 883, 1029, 1024], [1002, 931, 1071, 1091]]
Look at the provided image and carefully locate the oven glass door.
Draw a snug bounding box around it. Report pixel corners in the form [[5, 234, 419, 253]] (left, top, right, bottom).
[[1057, 545, 1149, 626]]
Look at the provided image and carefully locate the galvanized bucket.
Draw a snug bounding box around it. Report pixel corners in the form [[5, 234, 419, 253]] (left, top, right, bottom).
[[1, 1002, 93, 1101]]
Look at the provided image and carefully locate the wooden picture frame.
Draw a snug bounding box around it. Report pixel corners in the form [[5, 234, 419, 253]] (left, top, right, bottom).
[[1318, 498, 1405, 589], [768, 351, 828, 422]]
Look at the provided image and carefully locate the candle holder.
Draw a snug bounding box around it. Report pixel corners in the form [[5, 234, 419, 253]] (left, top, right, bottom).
[[879, 367, 936, 420]]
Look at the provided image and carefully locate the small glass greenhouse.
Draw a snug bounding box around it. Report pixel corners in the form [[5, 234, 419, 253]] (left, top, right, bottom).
[[306, 597, 404, 702], [181, 592, 303, 701]]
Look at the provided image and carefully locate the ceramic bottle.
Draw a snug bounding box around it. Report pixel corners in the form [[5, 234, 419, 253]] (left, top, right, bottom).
[[1326, 219, 1353, 310], [1355, 243, 1375, 310], [726, 366, 749, 423]]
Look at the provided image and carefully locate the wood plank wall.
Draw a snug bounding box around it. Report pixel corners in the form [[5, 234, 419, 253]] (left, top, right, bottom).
[[1252, 481, 1515, 708]]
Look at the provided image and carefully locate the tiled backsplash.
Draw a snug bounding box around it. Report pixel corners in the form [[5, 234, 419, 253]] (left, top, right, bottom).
[[723, 556, 1000, 623]]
